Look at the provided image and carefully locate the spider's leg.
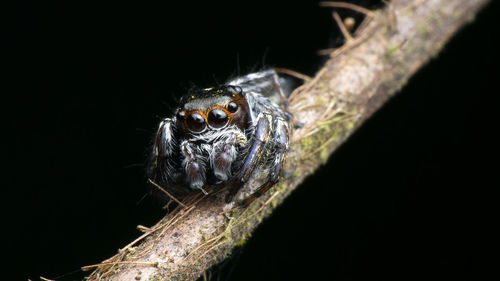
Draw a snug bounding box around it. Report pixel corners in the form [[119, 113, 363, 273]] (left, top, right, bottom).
[[148, 118, 175, 185], [242, 116, 289, 206], [238, 113, 272, 182], [181, 140, 208, 194], [229, 69, 291, 107], [226, 113, 272, 202], [271, 71, 294, 122], [227, 69, 276, 90], [270, 70, 290, 111]]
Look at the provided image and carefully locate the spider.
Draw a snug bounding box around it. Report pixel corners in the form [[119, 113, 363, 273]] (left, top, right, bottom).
[[147, 69, 294, 206]]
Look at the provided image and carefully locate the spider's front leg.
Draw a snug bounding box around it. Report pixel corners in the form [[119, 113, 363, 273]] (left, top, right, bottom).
[[225, 113, 272, 202], [243, 116, 289, 206], [148, 118, 175, 185], [180, 141, 208, 194]]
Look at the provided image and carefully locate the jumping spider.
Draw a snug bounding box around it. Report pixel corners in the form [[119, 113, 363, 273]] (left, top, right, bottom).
[[147, 69, 293, 206]]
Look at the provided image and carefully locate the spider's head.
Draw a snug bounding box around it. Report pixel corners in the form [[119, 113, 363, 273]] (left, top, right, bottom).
[[176, 86, 250, 135]]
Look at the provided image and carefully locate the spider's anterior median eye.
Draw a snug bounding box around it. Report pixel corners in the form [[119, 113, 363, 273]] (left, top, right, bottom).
[[208, 109, 228, 128], [186, 113, 206, 132], [227, 102, 238, 113]]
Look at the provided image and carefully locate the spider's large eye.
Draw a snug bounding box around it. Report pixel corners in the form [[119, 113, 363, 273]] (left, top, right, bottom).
[[186, 113, 206, 132], [208, 109, 228, 128]]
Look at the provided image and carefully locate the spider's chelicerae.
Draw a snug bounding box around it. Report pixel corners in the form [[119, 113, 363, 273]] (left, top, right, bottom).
[[148, 69, 294, 205]]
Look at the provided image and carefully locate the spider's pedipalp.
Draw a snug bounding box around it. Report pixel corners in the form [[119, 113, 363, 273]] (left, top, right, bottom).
[[211, 135, 237, 182], [181, 141, 207, 194]]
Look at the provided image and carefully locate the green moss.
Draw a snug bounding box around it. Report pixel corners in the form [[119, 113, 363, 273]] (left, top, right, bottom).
[[385, 44, 400, 60], [299, 136, 315, 152], [125, 247, 137, 259], [319, 147, 330, 163], [236, 232, 251, 247], [416, 22, 430, 37]]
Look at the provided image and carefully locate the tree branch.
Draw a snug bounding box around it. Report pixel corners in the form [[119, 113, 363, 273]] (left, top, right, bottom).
[[86, 0, 490, 280]]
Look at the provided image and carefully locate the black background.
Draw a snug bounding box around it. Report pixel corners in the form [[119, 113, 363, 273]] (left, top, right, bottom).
[[7, 0, 499, 280]]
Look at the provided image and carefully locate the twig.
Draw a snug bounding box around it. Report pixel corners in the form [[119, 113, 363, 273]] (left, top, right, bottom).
[[82, 261, 158, 271], [333, 12, 353, 41], [148, 178, 187, 208], [319, 1, 376, 17], [274, 67, 312, 82]]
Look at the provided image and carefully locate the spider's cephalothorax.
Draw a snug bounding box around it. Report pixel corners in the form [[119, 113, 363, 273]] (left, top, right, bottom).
[[148, 69, 292, 205]]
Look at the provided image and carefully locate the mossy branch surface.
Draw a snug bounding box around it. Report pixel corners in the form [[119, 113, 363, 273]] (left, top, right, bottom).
[[86, 0, 490, 280]]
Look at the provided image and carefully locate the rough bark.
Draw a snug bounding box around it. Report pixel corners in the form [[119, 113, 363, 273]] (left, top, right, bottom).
[[86, 0, 490, 280]]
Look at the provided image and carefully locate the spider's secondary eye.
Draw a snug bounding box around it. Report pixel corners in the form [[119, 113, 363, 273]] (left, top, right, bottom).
[[208, 109, 228, 128], [186, 113, 206, 132], [227, 102, 238, 113]]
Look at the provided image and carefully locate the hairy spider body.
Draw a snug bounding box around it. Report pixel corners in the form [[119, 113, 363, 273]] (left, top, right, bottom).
[[148, 69, 292, 204]]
